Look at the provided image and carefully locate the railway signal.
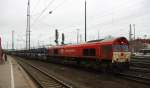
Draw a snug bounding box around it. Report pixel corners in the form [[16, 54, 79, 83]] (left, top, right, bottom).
[[61, 33, 65, 45], [55, 29, 59, 45]]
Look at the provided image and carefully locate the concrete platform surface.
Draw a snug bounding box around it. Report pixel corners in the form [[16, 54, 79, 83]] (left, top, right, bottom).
[[0, 55, 37, 88]]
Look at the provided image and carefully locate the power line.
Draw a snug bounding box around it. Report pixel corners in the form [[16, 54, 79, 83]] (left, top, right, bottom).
[[86, 0, 146, 29], [32, 0, 41, 12], [52, 0, 68, 11], [88, 0, 145, 23], [31, 0, 55, 26], [88, 10, 150, 30], [32, 0, 68, 27]]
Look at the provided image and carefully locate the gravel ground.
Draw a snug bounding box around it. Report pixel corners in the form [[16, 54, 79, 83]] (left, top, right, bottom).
[[16, 58, 149, 88]]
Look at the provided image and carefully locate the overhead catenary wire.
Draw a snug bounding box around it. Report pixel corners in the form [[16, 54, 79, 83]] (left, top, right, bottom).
[[88, 11, 150, 30], [51, 0, 68, 11], [31, 0, 55, 26], [31, 0, 69, 28], [87, 0, 147, 29], [31, 0, 150, 43], [32, 0, 41, 13], [88, 0, 145, 23], [31, 0, 145, 32]]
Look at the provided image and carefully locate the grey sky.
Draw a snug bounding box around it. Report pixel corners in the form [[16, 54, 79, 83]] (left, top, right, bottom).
[[0, 0, 150, 49]]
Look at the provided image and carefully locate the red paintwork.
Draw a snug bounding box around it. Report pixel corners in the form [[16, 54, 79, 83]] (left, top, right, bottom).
[[48, 37, 129, 61]]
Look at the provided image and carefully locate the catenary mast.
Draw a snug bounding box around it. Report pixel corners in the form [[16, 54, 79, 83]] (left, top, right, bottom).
[[26, 0, 30, 50]]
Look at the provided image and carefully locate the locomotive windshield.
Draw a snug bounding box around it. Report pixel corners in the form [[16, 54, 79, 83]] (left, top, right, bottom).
[[113, 45, 129, 52]]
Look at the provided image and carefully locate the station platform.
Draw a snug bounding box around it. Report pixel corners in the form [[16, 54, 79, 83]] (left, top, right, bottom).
[[0, 55, 37, 88]]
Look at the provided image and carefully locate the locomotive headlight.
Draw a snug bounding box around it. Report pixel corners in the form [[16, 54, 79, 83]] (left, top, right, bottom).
[[121, 53, 124, 56], [116, 58, 118, 61], [126, 58, 128, 62]]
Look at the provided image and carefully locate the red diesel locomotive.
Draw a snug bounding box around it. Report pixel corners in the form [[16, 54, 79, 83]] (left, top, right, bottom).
[[48, 37, 131, 70]]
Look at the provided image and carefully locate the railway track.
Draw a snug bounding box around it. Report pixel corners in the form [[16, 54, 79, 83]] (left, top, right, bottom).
[[14, 56, 150, 87], [130, 67, 150, 73], [115, 71, 150, 85], [132, 56, 150, 59], [16, 58, 72, 88], [131, 56, 150, 69], [131, 62, 150, 68], [131, 59, 150, 63], [118, 56, 150, 84]]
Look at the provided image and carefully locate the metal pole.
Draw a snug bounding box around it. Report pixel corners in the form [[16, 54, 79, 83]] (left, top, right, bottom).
[[85, 0, 87, 42], [133, 24, 135, 40], [26, 5, 27, 50], [129, 24, 132, 41], [133, 24, 135, 52], [80, 34, 82, 43], [26, 0, 28, 50], [28, 0, 31, 50], [38, 40, 40, 48], [98, 31, 99, 39], [129, 24, 133, 53], [7, 41, 8, 49], [144, 35, 147, 48], [12, 30, 14, 50], [77, 29, 79, 44], [26, 0, 30, 50]]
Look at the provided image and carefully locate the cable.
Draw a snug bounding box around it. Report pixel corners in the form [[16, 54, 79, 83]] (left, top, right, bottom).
[[88, 0, 146, 25], [32, 0, 68, 25], [88, 10, 150, 30], [31, 0, 55, 26], [32, 0, 41, 12], [52, 0, 68, 11], [88, 3, 150, 30]]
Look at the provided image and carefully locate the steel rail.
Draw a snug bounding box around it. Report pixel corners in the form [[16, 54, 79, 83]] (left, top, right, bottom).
[[115, 72, 150, 85], [130, 67, 150, 73], [16, 58, 72, 88]]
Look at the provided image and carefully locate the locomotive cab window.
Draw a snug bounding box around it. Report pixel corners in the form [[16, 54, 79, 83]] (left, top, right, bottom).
[[113, 45, 129, 52], [83, 48, 96, 56]]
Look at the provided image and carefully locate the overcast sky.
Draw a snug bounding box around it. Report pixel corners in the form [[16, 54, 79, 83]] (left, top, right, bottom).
[[0, 0, 150, 49]]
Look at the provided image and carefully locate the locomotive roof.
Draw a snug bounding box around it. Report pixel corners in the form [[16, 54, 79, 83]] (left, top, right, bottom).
[[85, 37, 127, 43], [87, 39, 104, 42], [50, 37, 128, 48], [100, 37, 127, 43]]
